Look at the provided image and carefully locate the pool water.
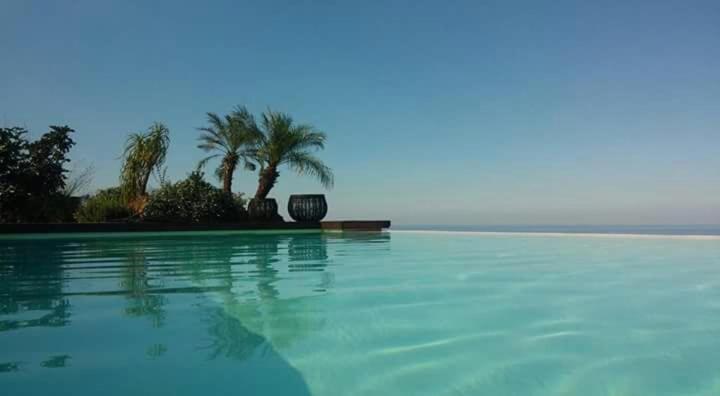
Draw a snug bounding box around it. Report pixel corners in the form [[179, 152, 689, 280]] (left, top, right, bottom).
[[2, 231, 720, 395]]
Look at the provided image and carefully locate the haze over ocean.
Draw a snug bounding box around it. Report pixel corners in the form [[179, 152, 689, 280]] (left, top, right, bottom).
[[2, 0, 719, 224], [393, 224, 720, 237]]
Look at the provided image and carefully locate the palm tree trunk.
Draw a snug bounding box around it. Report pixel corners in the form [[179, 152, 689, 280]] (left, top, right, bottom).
[[255, 166, 279, 200], [140, 170, 152, 197], [129, 171, 152, 215], [222, 159, 237, 194]]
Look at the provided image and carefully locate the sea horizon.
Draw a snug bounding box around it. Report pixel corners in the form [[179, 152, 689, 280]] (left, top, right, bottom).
[[392, 224, 720, 236]]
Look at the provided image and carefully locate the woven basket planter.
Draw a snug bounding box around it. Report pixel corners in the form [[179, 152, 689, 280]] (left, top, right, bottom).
[[287, 194, 328, 222], [248, 198, 280, 221]]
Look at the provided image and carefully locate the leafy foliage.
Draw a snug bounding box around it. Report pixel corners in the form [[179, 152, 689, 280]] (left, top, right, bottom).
[[0, 125, 76, 223], [197, 106, 260, 193], [0, 127, 29, 219], [142, 172, 247, 223], [120, 122, 170, 202], [75, 187, 133, 223]]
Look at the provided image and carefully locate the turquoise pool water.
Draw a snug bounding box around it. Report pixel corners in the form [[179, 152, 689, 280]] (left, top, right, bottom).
[[2, 231, 720, 395]]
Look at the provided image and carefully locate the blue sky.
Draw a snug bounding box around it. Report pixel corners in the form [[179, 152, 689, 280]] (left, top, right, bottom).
[[2, 0, 719, 224]]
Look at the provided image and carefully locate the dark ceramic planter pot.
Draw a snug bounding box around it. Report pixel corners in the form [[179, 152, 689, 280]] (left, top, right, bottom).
[[287, 194, 328, 222], [248, 198, 281, 221]]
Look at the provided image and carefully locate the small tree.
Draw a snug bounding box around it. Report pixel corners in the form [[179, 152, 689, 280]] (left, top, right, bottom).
[[0, 125, 75, 222], [120, 122, 170, 208], [63, 165, 94, 197], [197, 106, 260, 194], [250, 110, 333, 200]]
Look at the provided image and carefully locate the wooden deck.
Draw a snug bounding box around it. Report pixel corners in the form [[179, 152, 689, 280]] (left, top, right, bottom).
[[0, 220, 391, 234]]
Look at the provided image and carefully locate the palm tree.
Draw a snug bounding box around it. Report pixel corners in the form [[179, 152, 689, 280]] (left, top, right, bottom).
[[197, 107, 260, 194], [251, 110, 333, 200], [120, 122, 170, 202]]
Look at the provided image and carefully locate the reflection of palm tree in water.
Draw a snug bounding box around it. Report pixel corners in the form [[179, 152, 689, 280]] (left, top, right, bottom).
[[116, 234, 319, 395], [248, 236, 281, 301], [200, 303, 312, 395], [203, 306, 270, 360], [202, 233, 331, 357], [205, 232, 389, 364]]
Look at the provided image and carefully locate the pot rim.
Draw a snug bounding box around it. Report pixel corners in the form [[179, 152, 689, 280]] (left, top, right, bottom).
[[288, 194, 326, 198]]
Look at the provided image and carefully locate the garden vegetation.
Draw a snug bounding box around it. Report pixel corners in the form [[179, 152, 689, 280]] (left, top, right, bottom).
[[0, 106, 333, 224]]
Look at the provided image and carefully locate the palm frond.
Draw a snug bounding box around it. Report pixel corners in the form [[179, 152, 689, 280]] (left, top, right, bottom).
[[214, 164, 225, 182], [197, 134, 228, 152], [197, 127, 224, 140], [290, 127, 326, 152], [206, 112, 225, 131], [242, 158, 256, 171], [231, 106, 256, 127], [197, 154, 221, 171], [285, 152, 334, 189]]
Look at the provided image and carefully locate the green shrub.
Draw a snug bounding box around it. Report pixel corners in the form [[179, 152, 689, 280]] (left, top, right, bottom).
[[42, 195, 84, 223], [142, 172, 246, 223], [75, 188, 133, 223]]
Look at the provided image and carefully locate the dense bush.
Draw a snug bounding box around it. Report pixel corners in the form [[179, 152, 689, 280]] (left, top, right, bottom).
[[142, 172, 246, 223], [75, 188, 133, 223], [1, 125, 76, 222]]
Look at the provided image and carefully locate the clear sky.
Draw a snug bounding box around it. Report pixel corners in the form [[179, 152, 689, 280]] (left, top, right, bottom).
[[2, 0, 719, 225]]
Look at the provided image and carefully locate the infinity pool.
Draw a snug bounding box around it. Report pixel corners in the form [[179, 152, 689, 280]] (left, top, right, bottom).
[[2, 231, 720, 395]]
